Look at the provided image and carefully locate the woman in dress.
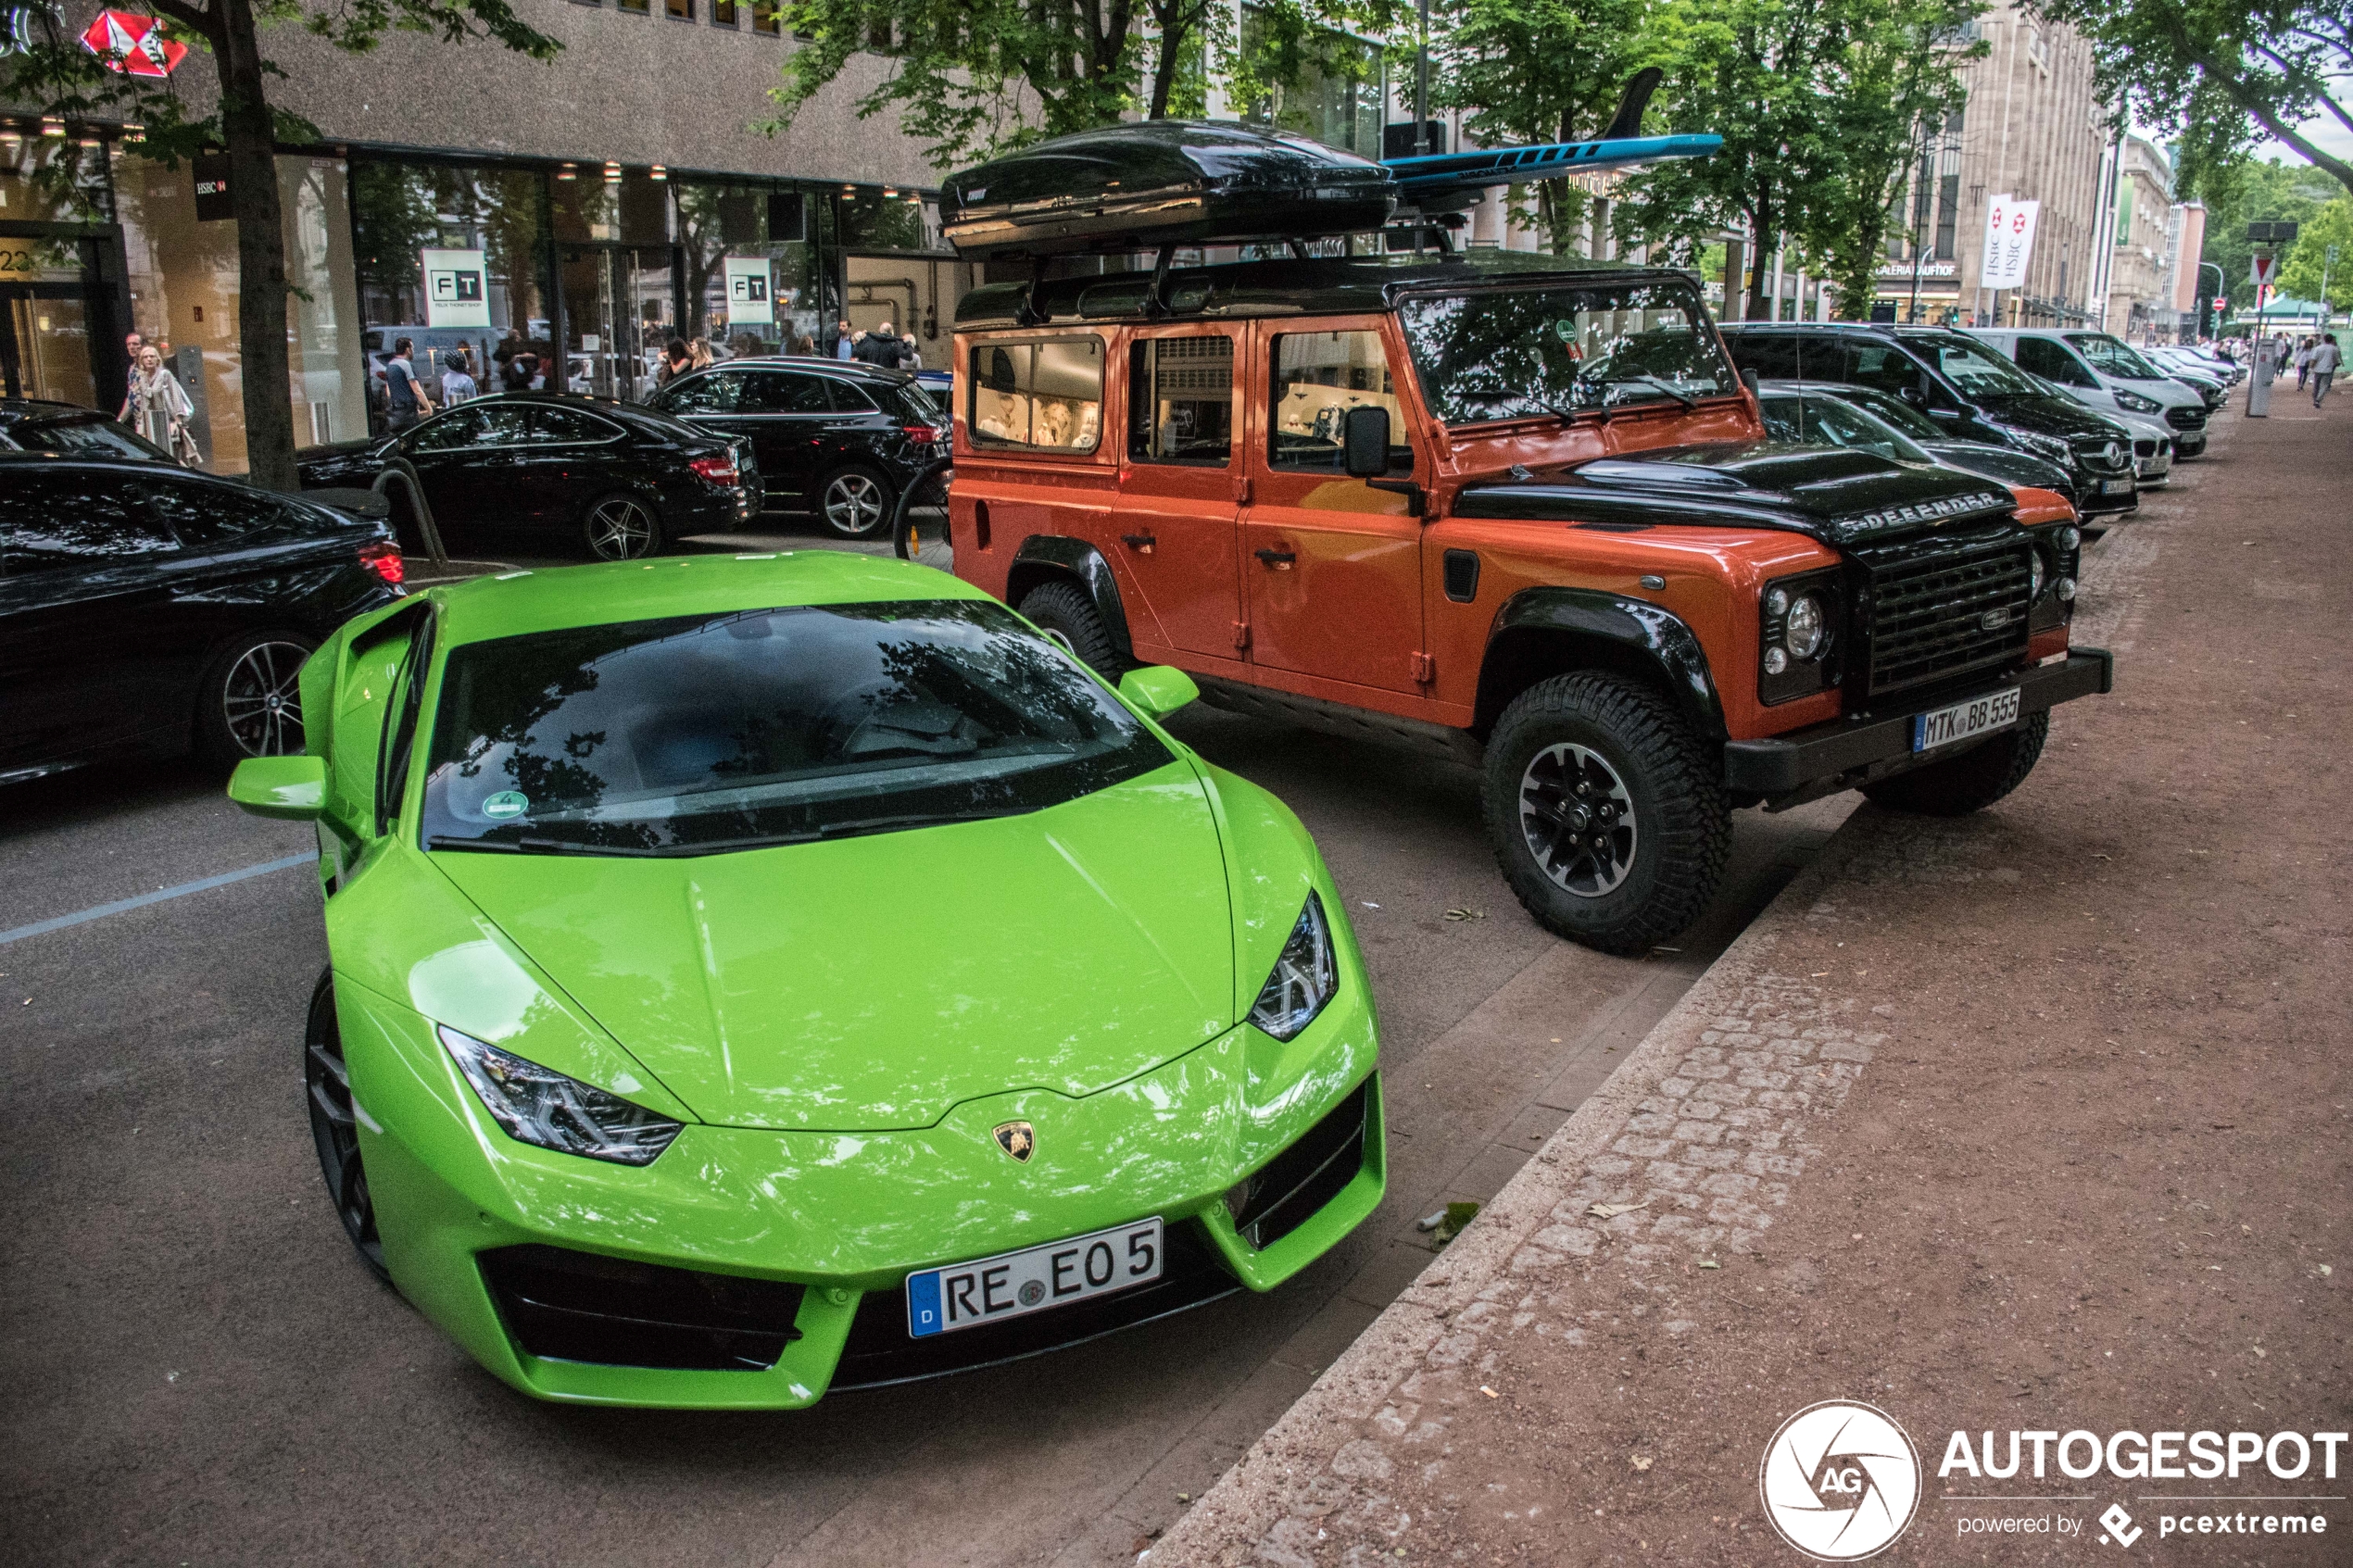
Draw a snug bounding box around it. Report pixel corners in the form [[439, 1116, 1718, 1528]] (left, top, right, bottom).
[[121, 345, 197, 464]]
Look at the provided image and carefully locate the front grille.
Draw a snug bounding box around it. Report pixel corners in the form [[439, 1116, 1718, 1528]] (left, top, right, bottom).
[[1231, 1075, 1375, 1248], [2133, 438, 2157, 457], [480, 1245, 806, 1372], [1857, 530, 2034, 697], [2165, 406, 2206, 432], [830, 1221, 1236, 1391]]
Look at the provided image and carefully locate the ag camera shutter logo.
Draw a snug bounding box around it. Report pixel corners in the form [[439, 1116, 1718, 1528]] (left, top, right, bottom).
[[1760, 1400, 1922, 1561]]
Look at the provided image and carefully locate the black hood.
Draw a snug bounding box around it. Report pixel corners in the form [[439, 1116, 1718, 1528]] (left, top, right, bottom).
[[1969, 392, 2130, 443], [1454, 443, 2018, 547], [1918, 441, 2074, 497], [296, 438, 394, 486]]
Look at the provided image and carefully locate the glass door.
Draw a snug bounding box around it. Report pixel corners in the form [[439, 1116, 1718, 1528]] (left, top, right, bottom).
[[0, 285, 96, 406], [559, 246, 677, 402]]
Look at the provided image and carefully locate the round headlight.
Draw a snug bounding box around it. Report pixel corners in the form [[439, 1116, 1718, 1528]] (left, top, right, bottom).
[[1784, 593, 1826, 659], [2030, 551, 2046, 599], [1763, 646, 1790, 675], [1765, 587, 1790, 618], [2057, 525, 2081, 551]]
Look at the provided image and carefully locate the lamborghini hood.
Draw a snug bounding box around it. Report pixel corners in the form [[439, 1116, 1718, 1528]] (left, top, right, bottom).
[[430, 763, 1237, 1133]]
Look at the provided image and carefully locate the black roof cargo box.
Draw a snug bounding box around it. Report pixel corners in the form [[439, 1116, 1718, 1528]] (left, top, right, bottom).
[[938, 121, 1394, 260]]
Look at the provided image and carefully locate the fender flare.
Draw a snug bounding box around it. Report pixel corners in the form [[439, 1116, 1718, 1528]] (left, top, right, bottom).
[[1006, 535, 1137, 664], [1479, 587, 1728, 743]]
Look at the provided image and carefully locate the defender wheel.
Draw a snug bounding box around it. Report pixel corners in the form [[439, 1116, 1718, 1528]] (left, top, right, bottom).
[[1861, 712, 2048, 817], [1483, 672, 1731, 955], [306, 967, 390, 1285], [1018, 580, 1123, 679]]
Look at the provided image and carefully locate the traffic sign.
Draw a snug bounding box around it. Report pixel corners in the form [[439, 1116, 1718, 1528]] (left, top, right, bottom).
[[2250, 252, 2280, 288]]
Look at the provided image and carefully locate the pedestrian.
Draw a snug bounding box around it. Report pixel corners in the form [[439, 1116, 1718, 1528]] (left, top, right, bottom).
[[383, 337, 435, 432], [833, 319, 855, 360], [853, 320, 903, 370], [689, 336, 714, 371], [789, 330, 817, 356], [656, 336, 692, 386], [2310, 333, 2341, 407], [500, 348, 538, 393], [122, 344, 198, 464], [121, 330, 145, 388], [2294, 336, 2313, 388], [441, 350, 479, 406], [901, 332, 924, 371]]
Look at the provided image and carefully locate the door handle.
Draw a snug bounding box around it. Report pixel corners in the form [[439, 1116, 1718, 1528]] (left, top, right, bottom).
[[1121, 533, 1157, 554], [1254, 546, 1296, 569]]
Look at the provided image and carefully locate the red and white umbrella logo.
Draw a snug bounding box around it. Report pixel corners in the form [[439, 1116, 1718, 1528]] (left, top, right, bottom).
[[80, 10, 188, 78]]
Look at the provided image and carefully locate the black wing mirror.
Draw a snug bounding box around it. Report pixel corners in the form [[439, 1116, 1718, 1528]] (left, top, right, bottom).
[[1343, 404, 1390, 478]]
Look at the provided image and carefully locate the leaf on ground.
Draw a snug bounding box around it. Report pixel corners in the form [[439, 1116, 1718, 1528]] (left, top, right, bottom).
[[1698, 1258, 1720, 1270], [1588, 1199, 1651, 1220], [1631, 1455, 1654, 1472], [1443, 907, 1485, 922]]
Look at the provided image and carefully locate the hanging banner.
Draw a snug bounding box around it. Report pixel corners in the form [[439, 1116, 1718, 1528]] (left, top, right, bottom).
[[1980, 196, 2041, 290], [420, 247, 491, 329], [724, 257, 775, 325]]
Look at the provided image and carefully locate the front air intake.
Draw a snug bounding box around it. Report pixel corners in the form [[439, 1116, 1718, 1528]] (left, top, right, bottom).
[[480, 1245, 806, 1371]]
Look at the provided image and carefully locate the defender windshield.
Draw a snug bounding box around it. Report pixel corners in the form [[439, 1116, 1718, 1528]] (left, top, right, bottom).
[[1399, 281, 1736, 424], [421, 600, 1169, 856], [1899, 332, 2048, 401]]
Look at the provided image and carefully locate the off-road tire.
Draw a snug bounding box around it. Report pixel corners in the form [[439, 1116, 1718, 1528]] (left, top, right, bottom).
[[1861, 711, 2048, 816], [1018, 580, 1123, 679], [1483, 672, 1731, 955]]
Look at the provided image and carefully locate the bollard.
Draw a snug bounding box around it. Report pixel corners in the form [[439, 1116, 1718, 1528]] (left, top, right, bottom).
[[2247, 339, 2274, 417]]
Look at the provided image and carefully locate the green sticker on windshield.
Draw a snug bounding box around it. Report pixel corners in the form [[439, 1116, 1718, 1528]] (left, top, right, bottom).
[[483, 790, 530, 820]]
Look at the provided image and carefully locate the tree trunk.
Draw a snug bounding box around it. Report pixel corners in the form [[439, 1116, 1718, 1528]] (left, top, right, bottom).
[[1744, 203, 1773, 322], [213, 0, 296, 491]]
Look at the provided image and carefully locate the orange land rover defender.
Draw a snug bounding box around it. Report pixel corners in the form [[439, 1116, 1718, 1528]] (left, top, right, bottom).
[[928, 123, 2111, 952]]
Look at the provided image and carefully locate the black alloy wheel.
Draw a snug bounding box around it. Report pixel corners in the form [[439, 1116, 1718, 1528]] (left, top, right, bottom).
[[1482, 672, 1730, 955], [582, 493, 664, 561], [197, 631, 318, 766], [819, 466, 893, 538], [306, 967, 390, 1284]]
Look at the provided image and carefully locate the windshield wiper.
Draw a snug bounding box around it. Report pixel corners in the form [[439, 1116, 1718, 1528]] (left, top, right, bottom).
[[427, 834, 663, 857], [1453, 385, 1581, 424], [1596, 374, 1698, 411], [645, 808, 1032, 857]]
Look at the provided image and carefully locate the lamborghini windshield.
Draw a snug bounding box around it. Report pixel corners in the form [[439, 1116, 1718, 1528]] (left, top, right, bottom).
[[1399, 281, 1737, 424], [420, 600, 1169, 855]]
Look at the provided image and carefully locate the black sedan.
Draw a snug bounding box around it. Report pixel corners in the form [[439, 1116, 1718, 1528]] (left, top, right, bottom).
[[1, 397, 178, 460], [0, 455, 403, 784], [1759, 382, 2089, 508], [296, 392, 761, 561], [645, 358, 949, 538]]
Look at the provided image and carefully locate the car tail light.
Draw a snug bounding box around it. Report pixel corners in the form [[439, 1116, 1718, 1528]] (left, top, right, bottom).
[[902, 424, 946, 445], [689, 453, 741, 486], [358, 540, 404, 586]]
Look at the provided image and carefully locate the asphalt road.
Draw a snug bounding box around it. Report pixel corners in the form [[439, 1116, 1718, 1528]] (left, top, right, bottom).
[[0, 512, 1847, 1568]]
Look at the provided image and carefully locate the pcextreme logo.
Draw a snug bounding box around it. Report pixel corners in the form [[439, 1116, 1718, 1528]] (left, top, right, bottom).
[[1760, 1400, 1924, 1561]]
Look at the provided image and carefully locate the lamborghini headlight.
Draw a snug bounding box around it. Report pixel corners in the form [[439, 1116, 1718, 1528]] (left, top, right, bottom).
[[437, 1023, 683, 1165], [1249, 893, 1337, 1042]]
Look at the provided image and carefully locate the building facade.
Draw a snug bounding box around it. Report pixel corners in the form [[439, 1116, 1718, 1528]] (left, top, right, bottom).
[[1878, 3, 2112, 326], [2097, 136, 2180, 342], [3, 0, 967, 473]]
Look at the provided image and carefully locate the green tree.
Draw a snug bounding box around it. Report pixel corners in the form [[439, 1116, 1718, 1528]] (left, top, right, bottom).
[[1428, 0, 1681, 256], [761, 0, 1391, 165], [2027, 0, 2353, 201], [1621, 0, 1980, 320], [2275, 194, 2353, 309], [2, 0, 558, 490], [2196, 156, 2337, 311]]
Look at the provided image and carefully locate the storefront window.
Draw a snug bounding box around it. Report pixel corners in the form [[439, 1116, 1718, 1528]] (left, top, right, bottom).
[[354, 159, 553, 428], [112, 151, 366, 470], [675, 181, 819, 355], [2, 133, 112, 289]]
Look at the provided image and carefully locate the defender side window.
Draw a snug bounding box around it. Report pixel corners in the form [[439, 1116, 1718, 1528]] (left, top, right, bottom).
[[967, 337, 1104, 452], [1128, 336, 1235, 465], [1270, 331, 1410, 470]]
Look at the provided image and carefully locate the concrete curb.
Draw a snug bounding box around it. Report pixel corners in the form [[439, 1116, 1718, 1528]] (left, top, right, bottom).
[[1151, 825, 1856, 1564]]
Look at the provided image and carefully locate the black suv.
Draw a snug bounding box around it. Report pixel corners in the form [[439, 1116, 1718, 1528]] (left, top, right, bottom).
[[1720, 323, 2139, 516], [646, 358, 950, 538]]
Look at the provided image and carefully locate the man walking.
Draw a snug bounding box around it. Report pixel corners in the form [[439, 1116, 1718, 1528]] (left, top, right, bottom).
[[383, 338, 435, 433], [833, 319, 856, 360], [853, 321, 904, 370], [2309, 334, 2340, 408]]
